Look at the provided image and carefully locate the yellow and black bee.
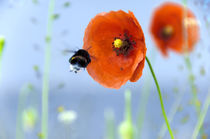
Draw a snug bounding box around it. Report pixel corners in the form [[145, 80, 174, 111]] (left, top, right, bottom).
[[69, 49, 91, 73]]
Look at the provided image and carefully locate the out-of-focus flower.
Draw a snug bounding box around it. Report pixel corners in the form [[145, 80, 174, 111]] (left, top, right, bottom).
[[119, 90, 135, 139], [22, 107, 38, 131], [201, 134, 208, 139], [38, 133, 44, 139], [0, 36, 5, 52], [83, 10, 147, 89], [119, 121, 134, 139], [63, 2, 71, 8], [57, 110, 77, 125], [150, 2, 200, 56], [57, 106, 65, 113]]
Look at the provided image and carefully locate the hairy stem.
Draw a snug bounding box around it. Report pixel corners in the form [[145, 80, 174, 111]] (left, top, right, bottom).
[[146, 56, 174, 139]]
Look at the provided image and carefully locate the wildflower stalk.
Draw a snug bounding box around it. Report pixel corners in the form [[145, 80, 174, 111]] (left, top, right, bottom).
[[192, 89, 210, 139], [41, 0, 55, 138], [0, 36, 5, 81], [145, 56, 174, 139], [119, 90, 134, 139]]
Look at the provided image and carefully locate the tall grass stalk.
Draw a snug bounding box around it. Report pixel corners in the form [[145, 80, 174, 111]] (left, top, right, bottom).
[[192, 90, 210, 139], [184, 57, 200, 114], [0, 36, 5, 81], [41, 0, 55, 139], [182, 0, 204, 136], [182, 0, 200, 113], [158, 91, 185, 139], [146, 56, 174, 139]]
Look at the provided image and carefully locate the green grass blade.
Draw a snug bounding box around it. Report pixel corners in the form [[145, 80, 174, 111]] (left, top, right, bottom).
[[158, 92, 184, 139], [192, 90, 210, 139]]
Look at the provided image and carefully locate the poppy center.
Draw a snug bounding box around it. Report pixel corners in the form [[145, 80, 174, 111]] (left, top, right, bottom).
[[160, 25, 174, 40], [113, 39, 123, 48], [112, 33, 135, 56]]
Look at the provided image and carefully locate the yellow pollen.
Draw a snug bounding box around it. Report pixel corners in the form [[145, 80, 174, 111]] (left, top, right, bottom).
[[163, 25, 174, 36], [71, 57, 75, 60], [113, 39, 123, 48]]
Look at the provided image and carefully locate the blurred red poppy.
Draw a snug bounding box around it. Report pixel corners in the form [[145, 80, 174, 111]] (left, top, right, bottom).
[[83, 10, 147, 89], [150, 2, 200, 56]]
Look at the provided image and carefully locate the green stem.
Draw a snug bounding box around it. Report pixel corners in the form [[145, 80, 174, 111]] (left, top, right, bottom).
[[41, 0, 55, 139], [146, 56, 174, 139], [125, 90, 132, 122], [16, 83, 33, 139], [105, 109, 115, 139], [192, 90, 210, 139], [119, 90, 134, 139]]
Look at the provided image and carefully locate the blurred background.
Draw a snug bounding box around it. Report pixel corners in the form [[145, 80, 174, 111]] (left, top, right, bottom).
[[0, 0, 210, 139]]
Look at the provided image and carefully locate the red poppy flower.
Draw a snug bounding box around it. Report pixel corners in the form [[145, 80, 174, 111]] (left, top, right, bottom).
[[150, 2, 200, 56], [83, 10, 147, 89]]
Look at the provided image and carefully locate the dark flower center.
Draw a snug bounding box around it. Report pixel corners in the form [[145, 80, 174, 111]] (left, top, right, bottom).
[[160, 25, 174, 40], [112, 33, 136, 56]]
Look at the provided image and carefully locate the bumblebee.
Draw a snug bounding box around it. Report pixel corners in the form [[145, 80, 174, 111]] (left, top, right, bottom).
[[69, 49, 91, 73]]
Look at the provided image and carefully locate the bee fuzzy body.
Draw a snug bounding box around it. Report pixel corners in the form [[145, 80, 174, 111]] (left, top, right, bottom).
[[69, 49, 91, 73]]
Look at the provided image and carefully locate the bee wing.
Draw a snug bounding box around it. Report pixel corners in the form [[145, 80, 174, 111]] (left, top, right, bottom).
[[62, 49, 77, 55], [63, 49, 76, 53]]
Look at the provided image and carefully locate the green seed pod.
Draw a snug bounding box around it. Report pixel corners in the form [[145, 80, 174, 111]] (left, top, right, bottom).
[[119, 90, 135, 139]]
